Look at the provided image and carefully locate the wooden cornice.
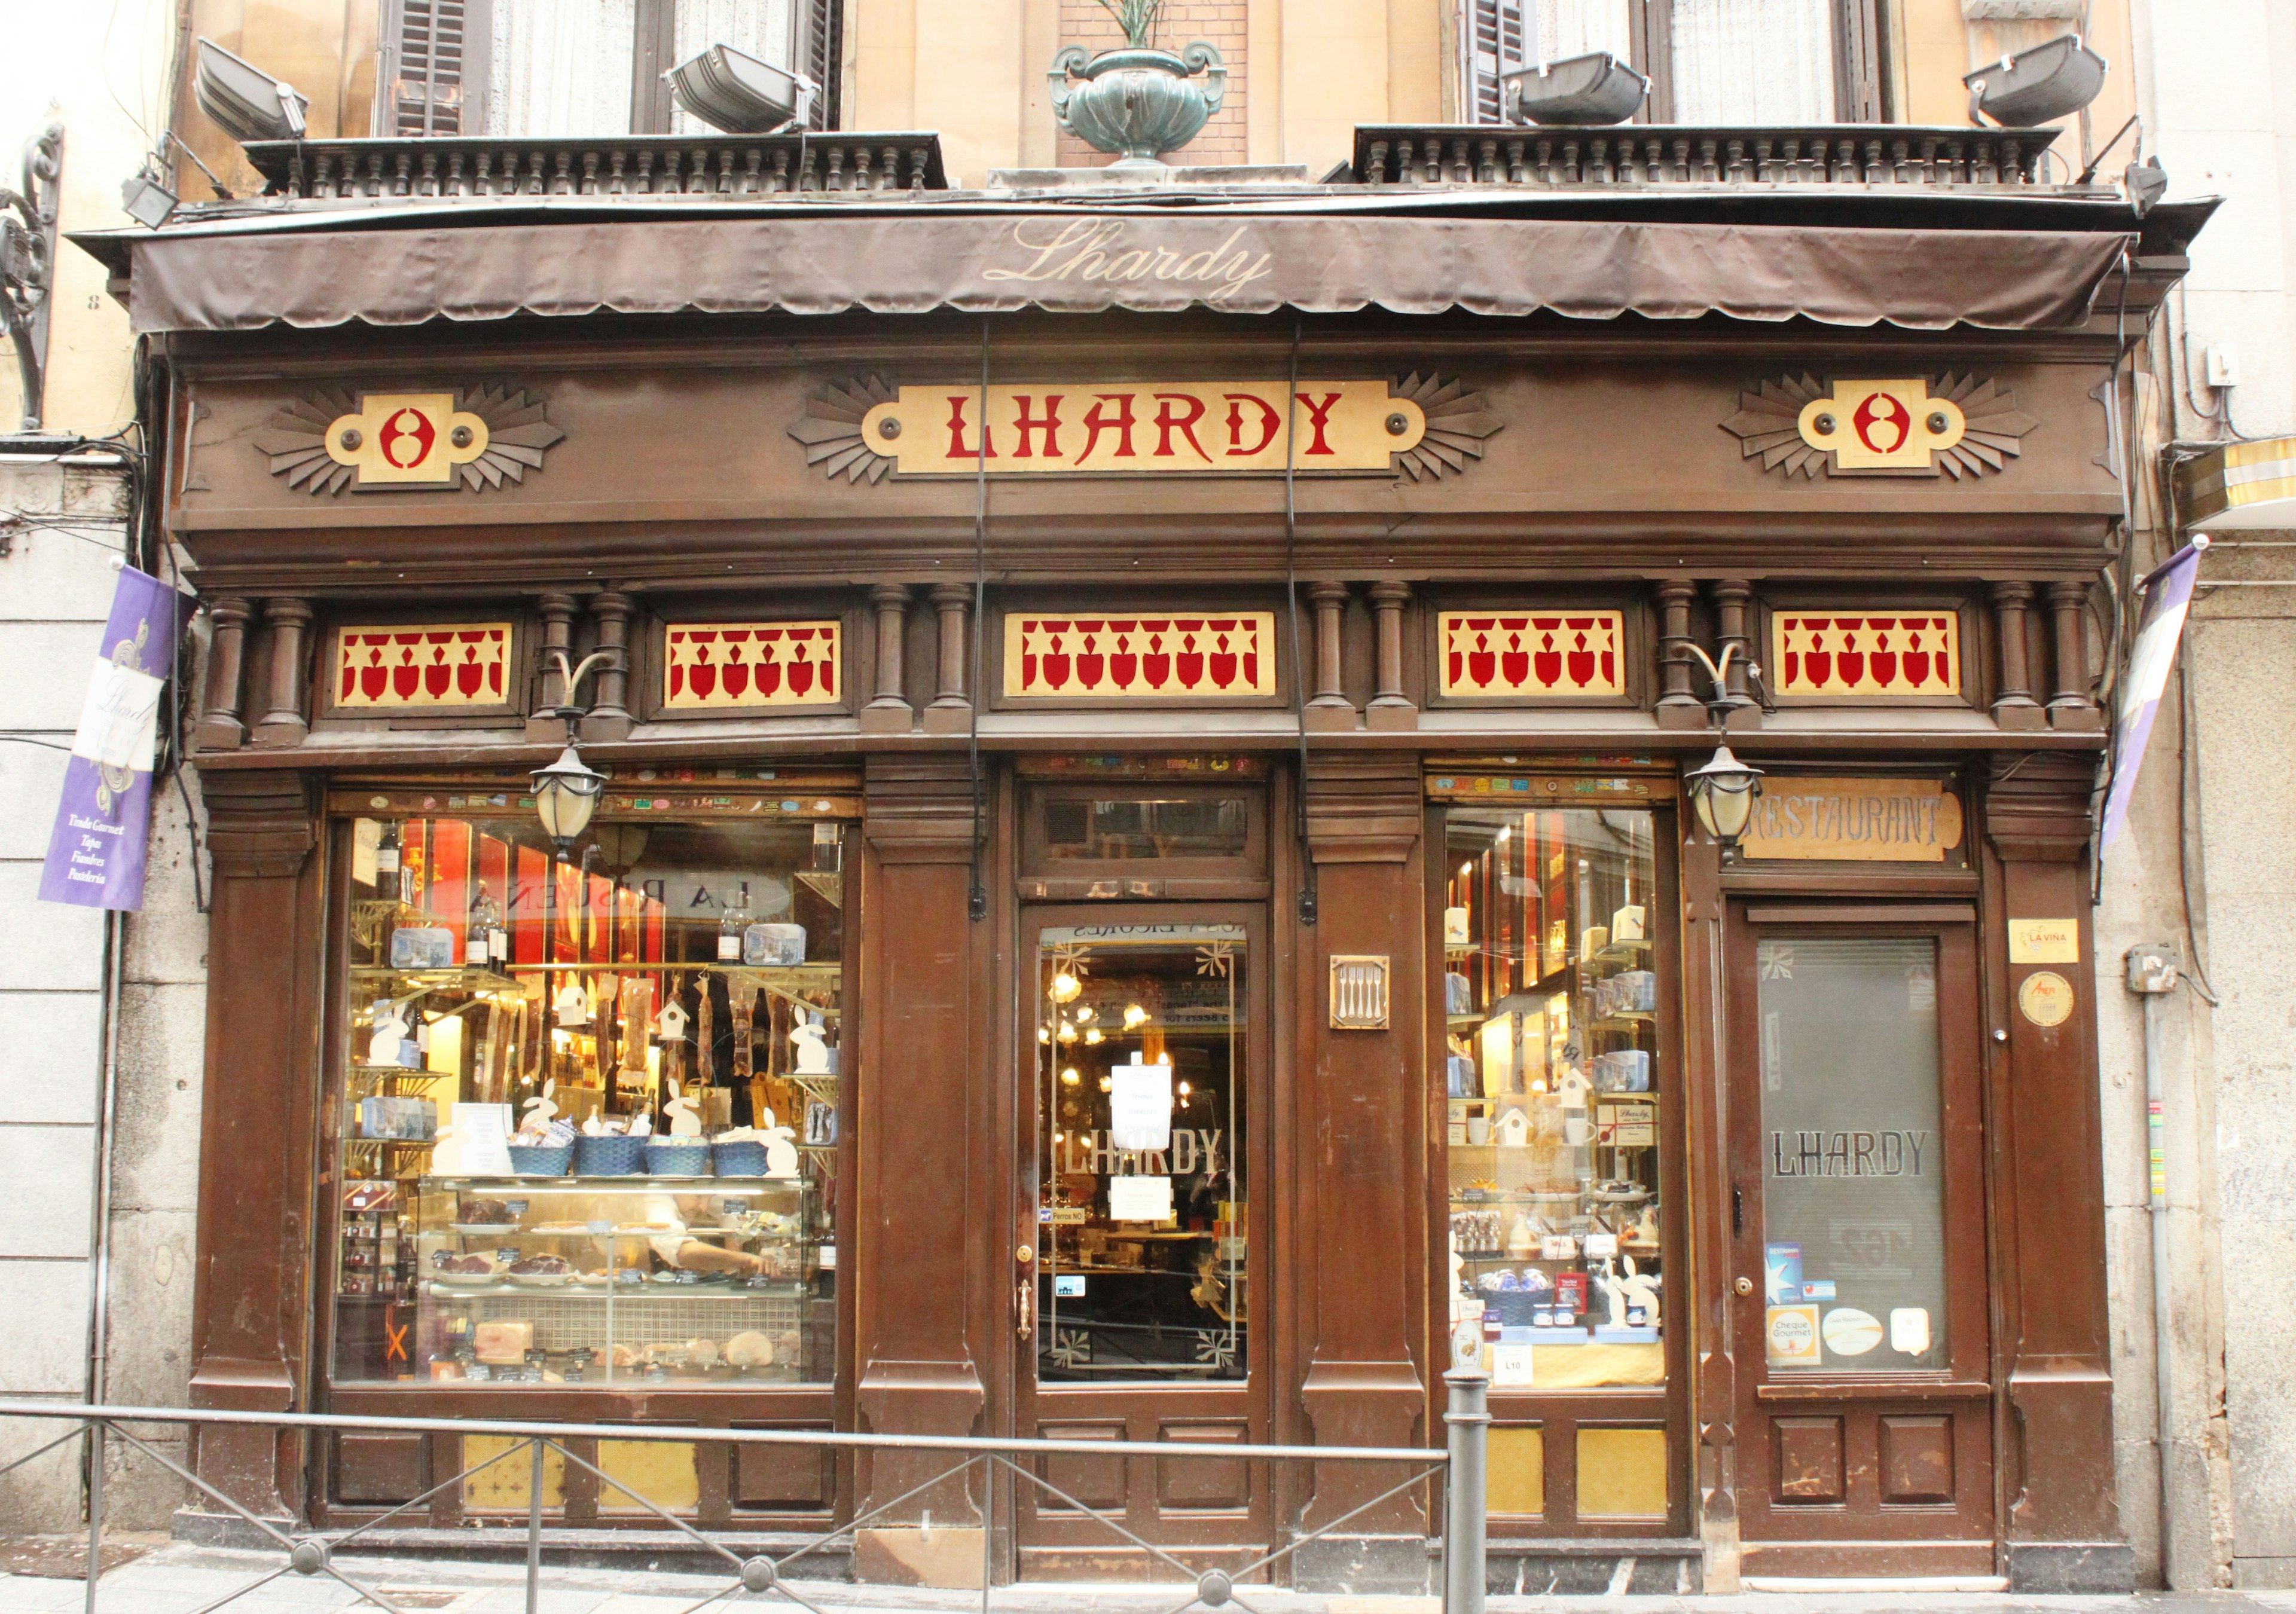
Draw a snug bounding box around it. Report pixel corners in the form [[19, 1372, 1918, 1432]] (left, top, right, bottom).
[[1983, 752, 2100, 864], [1303, 754, 1422, 864], [197, 766, 318, 879]]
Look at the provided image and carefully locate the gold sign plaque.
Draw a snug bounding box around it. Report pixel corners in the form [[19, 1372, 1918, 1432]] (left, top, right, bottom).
[[1797, 379, 1965, 472], [325, 393, 491, 484], [2018, 971, 2076, 1028], [2008, 918, 2080, 964], [1738, 777, 1965, 863], [862, 381, 1424, 475]]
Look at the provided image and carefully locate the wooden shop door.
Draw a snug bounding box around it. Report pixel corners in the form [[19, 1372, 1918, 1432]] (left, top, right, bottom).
[[1723, 903, 1998, 1577], [1012, 903, 1275, 1579]]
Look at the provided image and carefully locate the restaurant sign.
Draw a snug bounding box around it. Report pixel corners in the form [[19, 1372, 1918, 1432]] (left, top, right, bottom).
[[1738, 776, 1965, 863], [792, 372, 1500, 483]]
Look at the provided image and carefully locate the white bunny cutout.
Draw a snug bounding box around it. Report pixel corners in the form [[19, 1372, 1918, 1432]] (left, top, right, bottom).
[[789, 1011, 831, 1075], [755, 1103, 801, 1177], [520, 1079, 558, 1135], [661, 1077, 703, 1138]]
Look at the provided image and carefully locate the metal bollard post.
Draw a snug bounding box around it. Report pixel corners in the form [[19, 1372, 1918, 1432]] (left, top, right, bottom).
[[1442, 1370, 1488, 1614], [525, 1438, 545, 1614], [83, 1420, 105, 1614]]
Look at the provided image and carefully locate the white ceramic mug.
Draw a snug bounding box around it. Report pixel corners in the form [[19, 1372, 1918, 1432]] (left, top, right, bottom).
[[1564, 1116, 1597, 1146], [1465, 1115, 1492, 1146]]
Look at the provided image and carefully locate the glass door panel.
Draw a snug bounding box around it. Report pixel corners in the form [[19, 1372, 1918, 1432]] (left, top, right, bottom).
[[1033, 922, 1249, 1382], [1754, 936, 1949, 1372]]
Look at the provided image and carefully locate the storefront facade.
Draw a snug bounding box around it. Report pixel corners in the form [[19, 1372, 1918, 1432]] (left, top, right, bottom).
[[88, 126, 2205, 1592]]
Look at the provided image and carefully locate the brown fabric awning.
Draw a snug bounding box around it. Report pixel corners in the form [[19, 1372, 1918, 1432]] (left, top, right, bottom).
[[110, 210, 2135, 333]]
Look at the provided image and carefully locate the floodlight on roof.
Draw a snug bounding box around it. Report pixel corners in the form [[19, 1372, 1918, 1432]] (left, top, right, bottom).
[[665, 44, 817, 134], [193, 37, 310, 143], [1964, 33, 2106, 127]]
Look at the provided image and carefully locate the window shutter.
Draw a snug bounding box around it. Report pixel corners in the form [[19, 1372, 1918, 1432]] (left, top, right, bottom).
[[1461, 0, 1527, 123], [797, 0, 843, 130], [378, 0, 491, 136], [1831, 0, 1885, 121]]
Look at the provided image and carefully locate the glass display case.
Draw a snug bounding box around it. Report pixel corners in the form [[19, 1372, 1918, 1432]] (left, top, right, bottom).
[[1442, 805, 1665, 1391], [328, 797, 846, 1389]]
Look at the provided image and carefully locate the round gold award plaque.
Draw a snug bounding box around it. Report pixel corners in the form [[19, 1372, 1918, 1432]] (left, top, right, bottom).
[[2018, 970, 2075, 1028]]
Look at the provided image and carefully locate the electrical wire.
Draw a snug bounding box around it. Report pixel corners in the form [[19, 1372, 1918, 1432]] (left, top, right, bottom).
[[967, 317, 989, 922], [1282, 316, 1315, 925], [2174, 626, 2219, 1005]]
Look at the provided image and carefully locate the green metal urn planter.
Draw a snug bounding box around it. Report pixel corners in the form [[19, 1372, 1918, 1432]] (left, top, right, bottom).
[[1049, 38, 1226, 169]]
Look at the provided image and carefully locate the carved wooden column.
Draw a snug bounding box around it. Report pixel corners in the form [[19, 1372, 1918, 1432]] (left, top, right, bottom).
[[251, 597, 312, 748], [1706, 578, 1758, 729], [196, 595, 252, 750], [1303, 582, 1355, 732], [187, 768, 320, 1518], [853, 757, 987, 1582], [525, 591, 579, 741], [2044, 580, 2102, 730], [860, 583, 914, 734], [1654, 579, 1706, 730], [1364, 580, 1416, 730], [1990, 581, 2046, 730], [580, 589, 636, 741], [1295, 755, 1426, 1588], [1984, 753, 2123, 1588], [923, 582, 973, 735]]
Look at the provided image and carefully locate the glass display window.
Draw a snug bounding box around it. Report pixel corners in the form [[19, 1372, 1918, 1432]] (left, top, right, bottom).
[[327, 802, 847, 1390], [1440, 806, 1666, 1393]]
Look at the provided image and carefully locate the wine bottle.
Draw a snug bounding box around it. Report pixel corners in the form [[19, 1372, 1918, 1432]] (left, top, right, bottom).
[[469, 889, 505, 968], [374, 823, 402, 894], [718, 882, 751, 963]]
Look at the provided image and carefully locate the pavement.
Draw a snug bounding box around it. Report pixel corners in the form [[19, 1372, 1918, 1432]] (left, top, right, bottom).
[[7, 1546, 2296, 1614]]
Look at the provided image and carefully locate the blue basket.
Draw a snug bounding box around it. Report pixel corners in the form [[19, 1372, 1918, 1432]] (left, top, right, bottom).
[[646, 1141, 713, 1176], [506, 1144, 573, 1178], [711, 1140, 769, 1178], [574, 1133, 648, 1176]]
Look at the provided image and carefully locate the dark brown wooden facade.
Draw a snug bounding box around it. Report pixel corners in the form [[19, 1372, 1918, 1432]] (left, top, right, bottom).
[[130, 171, 2203, 1594]]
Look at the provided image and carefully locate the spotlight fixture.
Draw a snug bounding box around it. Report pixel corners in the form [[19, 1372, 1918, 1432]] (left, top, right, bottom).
[[665, 43, 816, 133], [192, 38, 310, 142], [1964, 34, 2106, 128], [120, 164, 178, 230]]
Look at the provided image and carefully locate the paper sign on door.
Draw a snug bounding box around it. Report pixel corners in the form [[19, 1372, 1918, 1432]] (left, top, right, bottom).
[[1108, 1176, 1174, 1222]]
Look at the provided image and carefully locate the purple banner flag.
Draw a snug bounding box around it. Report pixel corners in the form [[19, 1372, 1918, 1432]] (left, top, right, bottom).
[[39, 564, 181, 911], [2100, 537, 2209, 849]]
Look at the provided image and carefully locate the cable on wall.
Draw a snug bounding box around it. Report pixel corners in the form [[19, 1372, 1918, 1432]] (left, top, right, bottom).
[[968, 316, 990, 922], [1283, 314, 1315, 925]]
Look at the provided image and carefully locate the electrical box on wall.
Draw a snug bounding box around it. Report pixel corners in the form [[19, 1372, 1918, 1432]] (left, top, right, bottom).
[[2204, 343, 2240, 389]]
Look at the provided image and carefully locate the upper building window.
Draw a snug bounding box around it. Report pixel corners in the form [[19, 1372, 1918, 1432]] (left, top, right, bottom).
[[1457, 0, 1882, 126], [378, 0, 842, 139]]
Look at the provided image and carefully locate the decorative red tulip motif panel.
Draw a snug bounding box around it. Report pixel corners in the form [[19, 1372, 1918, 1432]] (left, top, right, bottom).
[[335, 624, 512, 708], [1438, 611, 1625, 699], [1004, 613, 1278, 699], [1771, 612, 1961, 697], [663, 622, 841, 708]]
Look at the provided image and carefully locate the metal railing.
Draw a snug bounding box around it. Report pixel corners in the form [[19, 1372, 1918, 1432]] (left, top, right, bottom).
[[0, 1371, 1489, 1614]]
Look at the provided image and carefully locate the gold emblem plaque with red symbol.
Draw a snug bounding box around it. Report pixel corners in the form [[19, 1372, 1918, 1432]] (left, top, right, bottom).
[[1720, 372, 2037, 480], [325, 393, 492, 484], [1003, 613, 1278, 700], [1439, 610, 1626, 699]]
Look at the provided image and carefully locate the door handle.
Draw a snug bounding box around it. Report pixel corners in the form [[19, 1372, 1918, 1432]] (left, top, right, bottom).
[[1732, 1185, 1745, 1237], [1016, 1280, 1034, 1341]]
